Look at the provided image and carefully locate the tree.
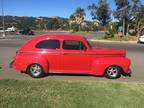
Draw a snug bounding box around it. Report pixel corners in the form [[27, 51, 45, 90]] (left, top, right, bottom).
[[36, 17, 45, 30], [136, 5, 144, 36], [69, 14, 75, 21], [69, 7, 85, 31], [70, 23, 79, 32], [131, 0, 141, 13], [131, 0, 144, 36], [51, 18, 60, 30], [17, 17, 36, 29], [74, 7, 86, 30], [114, 0, 130, 36], [88, 0, 111, 30]]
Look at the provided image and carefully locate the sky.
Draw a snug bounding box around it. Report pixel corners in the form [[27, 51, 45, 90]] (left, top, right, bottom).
[[1, 0, 144, 21]]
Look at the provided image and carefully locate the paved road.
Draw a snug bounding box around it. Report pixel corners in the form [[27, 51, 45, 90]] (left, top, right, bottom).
[[0, 37, 144, 82]]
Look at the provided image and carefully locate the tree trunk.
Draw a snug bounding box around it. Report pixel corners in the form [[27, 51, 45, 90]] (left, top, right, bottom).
[[123, 18, 127, 36], [137, 22, 140, 37], [102, 24, 107, 32], [127, 24, 129, 36], [122, 18, 125, 36], [78, 24, 81, 31]]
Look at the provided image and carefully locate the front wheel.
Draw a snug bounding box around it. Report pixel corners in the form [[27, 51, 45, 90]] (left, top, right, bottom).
[[104, 66, 121, 79], [27, 64, 45, 78]]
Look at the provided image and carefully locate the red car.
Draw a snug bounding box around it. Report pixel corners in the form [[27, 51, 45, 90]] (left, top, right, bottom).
[[10, 34, 131, 79]]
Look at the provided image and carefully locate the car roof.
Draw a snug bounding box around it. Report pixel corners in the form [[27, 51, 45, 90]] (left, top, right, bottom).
[[31, 34, 85, 40], [19, 34, 90, 51]]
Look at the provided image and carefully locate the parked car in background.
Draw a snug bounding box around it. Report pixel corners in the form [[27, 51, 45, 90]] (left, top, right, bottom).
[[137, 35, 144, 44], [10, 34, 131, 79], [6, 26, 16, 32]]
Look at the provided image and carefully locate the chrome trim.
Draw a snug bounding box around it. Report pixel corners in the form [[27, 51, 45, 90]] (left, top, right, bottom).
[[19, 51, 124, 56]]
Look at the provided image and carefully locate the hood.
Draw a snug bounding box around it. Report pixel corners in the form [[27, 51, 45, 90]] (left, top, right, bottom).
[[91, 47, 126, 56]]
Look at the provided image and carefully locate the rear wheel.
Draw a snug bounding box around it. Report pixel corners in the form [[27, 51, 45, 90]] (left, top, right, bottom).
[[105, 66, 121, 79], [27, 64, 45, 78]]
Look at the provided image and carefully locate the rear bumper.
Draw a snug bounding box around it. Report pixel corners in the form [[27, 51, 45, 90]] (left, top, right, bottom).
[[122, 69, 132, 77], [9, 61, 14, 68]]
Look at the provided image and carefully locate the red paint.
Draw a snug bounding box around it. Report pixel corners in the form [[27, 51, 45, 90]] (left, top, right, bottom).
[[11, 34, 131, 76]]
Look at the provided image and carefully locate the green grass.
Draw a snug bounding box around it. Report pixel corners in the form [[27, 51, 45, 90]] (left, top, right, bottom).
[[0, 79, 144, 108]]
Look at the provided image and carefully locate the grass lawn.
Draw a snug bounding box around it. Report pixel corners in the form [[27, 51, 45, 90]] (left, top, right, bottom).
[[0, 79, 144, 108]]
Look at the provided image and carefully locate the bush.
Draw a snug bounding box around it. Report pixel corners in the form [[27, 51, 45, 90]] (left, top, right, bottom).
[[19, 27, 34, 35], [104, 28, 115, 39], [70, 23, 79, 32], [81, 26, 90, 32]]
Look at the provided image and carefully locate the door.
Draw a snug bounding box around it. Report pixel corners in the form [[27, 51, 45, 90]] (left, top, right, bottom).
[[36, 39, 61, 72], [60, 40, 92, 73]]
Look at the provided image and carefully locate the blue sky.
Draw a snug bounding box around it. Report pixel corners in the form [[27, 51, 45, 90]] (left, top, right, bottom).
[[2, 0, 144, 21]]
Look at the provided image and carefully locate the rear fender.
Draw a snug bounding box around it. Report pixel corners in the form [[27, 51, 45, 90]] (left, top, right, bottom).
[[14, 53, 49, 73], [91, 57, 131, 75]]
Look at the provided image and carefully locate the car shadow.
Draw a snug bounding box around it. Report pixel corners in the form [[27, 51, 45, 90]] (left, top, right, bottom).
[[45, 73, 103, 78]]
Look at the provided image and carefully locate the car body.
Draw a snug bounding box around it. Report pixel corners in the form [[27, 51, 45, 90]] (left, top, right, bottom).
[[137, 35, 144, 44], [10, 34, 131, 79]]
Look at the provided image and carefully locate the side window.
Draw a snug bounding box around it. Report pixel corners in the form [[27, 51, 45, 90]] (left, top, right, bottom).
[[63, 40, 86, 50], [36, 40, 60, 49]]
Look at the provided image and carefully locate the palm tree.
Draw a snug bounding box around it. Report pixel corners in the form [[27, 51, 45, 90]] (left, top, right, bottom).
[[69, 14, 75, 24], [135, 5, 144, 36], [73, 7, 86, 31]]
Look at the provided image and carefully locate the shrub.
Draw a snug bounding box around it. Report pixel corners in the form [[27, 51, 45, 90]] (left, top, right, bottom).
[[104, 28, 115, 39], [70, 23, 79, 32]]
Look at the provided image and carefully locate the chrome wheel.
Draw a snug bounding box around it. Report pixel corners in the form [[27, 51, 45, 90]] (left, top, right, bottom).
[[105, 66, 121, 79], [28, 64, 44, 78]]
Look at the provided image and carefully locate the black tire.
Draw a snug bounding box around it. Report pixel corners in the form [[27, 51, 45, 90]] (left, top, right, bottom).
[[104, 66, 121, 79], [27, 64, 45, 78]]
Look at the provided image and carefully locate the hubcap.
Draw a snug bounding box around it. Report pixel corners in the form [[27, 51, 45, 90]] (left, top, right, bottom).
[[107, 67, 119, 78], [30, 64, 42, 77]]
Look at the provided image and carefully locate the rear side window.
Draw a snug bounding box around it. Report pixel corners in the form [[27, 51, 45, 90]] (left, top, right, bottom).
[[63, 40, 86, 50], [36, 40, 60, 49]]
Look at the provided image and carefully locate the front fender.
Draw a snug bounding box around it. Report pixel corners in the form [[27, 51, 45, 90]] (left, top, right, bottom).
[[13, 53, 49, 73], [91, 57, 131, 75]]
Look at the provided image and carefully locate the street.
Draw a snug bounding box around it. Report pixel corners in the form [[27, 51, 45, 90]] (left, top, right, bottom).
[[0, 36, 144, 82]]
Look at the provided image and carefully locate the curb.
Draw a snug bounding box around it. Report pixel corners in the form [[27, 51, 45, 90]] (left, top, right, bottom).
[[0, 36, 34, 40], [89, 39, 137, 44]]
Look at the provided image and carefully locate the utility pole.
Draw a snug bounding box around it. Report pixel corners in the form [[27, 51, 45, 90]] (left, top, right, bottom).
[[1, 0, 6, 38], [117, 6, 129, 36]]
